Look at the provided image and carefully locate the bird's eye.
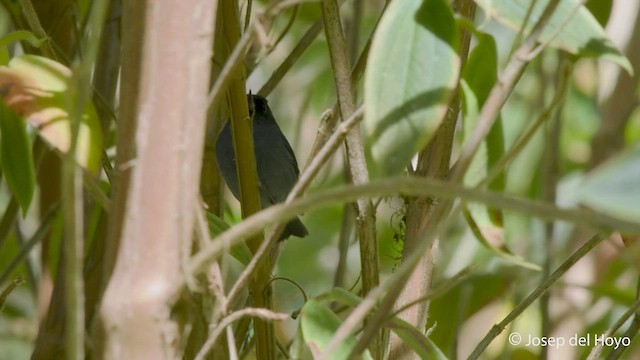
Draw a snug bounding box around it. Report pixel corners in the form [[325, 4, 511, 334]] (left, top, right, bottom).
[[254, 99, 268, 115]]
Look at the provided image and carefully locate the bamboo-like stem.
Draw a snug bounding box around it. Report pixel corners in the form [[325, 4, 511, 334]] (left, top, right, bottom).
[[321, 0, 380, 357], [61, 0, 110, 357], [219, 2, 274, 359]]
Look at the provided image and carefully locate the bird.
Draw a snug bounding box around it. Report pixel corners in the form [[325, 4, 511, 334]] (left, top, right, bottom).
[[215, 94, 309, 241]]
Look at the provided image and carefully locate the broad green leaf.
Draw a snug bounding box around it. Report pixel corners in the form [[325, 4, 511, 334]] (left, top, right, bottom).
[[0, 103, 35, 214], [205, 211, 252, 265], [576, 144, 640, 223], [0, 55, 103, 173], [300, 299, 373, 360], [475, 0, 632, 74], [365, 0, 459, 176]]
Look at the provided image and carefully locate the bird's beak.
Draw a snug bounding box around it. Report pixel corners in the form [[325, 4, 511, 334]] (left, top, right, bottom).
[[247, 91, 255, 118]]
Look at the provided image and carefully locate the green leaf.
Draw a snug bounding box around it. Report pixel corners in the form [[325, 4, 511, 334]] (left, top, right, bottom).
[[0, 103, 36, 214], [387, 318, 449, 360], [0, 55, 103, 173], [314, 288, 449, 359], [365, 0, 459, 176], [0, 30, 46, 66], [429, 273, 513, 352], [0, 30, 46, 50], [205, 211, 252, 265], [300, 299, 373, 360], [586, 0, 612, 26], [474, 0, 632, 74], [461, 30, 505, 225], [576, 144, 640, 223], [463, 208, 541, 271], [462, 31, 497, 105]]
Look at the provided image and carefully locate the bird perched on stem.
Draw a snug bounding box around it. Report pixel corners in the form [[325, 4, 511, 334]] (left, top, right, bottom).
[[216, 94, 308, 241]]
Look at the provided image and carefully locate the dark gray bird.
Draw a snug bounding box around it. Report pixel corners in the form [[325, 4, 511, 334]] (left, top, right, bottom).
[[216, 94, 308, 240]]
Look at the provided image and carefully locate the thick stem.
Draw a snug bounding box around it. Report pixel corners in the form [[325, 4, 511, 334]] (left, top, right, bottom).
[[389, 2, 475, 358], [98, 0, 214, 357], [220, 2, 275, 359]]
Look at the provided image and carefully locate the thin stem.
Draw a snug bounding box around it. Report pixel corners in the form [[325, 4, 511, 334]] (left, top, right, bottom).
[[321, 0, 380, 355], [468, 233, 607, 359], [188, 177, 640, 280], [450, 0, 563, 181], [605, 276, 640, 360], [0, 204, 57, 286], [18, 0, 55, 57], [195, 308, 288, 360]]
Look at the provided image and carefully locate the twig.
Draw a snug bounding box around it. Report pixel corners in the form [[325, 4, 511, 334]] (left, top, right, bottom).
[[188, 177, 640, 282], [469, 233, 606, 359], [0, 204, 57, 286], [0, 275, 25, 312], [195, 307, 288, 360], [18, 0, 55, 57], [450, 0, 563, 181]]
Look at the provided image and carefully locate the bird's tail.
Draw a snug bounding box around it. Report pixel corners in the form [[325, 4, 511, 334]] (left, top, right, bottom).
[[280, 217, 308, 241]]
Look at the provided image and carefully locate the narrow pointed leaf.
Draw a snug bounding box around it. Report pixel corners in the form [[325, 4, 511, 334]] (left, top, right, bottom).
[[0, 103, 35, 214]]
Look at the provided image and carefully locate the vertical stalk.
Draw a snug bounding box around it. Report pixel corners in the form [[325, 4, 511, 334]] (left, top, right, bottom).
[[389, 1, 475, 358], [321, 0, 380, 357], [351, 0, 564, 356], [64, 0, 110, 358], [219, 1, 275, 359]]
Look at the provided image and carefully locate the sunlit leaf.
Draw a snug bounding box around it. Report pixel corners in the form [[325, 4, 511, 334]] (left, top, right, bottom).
[[0, 103, 35, 214], [475, 0, 632, 74], [0, 55, 102, 173], [576, 144, 640, 223], [300, 299, 373, 360], [365, 0, 459, 176]]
